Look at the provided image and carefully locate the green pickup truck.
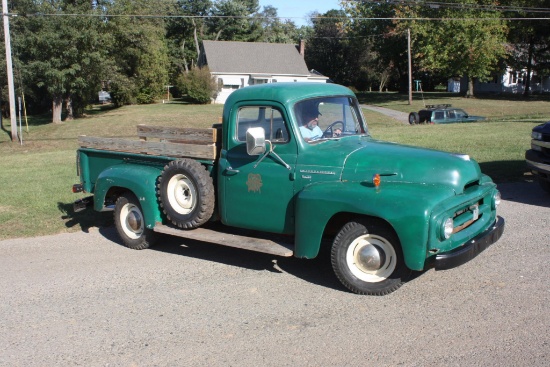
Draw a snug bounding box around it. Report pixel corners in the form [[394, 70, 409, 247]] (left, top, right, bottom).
[[73, 83, 504, 295]]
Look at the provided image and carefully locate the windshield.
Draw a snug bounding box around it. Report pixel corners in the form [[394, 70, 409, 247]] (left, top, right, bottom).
[[294, 96, 368, 142]]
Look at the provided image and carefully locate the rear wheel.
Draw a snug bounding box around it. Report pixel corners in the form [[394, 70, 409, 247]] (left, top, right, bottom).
[[408, 112, 419, 125], [331, 219, 410, 295], [114, 193, 157, 250]]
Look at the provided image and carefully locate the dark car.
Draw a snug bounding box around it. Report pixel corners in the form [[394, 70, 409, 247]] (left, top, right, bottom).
[[409, 104, 486, 124], [525, 121, 550, 193]]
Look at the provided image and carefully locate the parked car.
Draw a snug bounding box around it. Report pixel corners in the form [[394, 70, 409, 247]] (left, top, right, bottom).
[[409, 104, 486, 124], [525, 121, 550, 193]]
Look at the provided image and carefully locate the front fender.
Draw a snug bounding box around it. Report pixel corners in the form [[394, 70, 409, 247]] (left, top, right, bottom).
[[295, 181, 454, 270], [94, 164, 164, 229]]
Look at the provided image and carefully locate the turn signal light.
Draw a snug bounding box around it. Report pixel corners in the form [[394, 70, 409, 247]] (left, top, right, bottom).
[[372, 173, 381, 188], [72, 184, 83, 193]]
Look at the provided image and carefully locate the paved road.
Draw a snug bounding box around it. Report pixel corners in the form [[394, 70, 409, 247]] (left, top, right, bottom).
[[362, 104, 410, 124], [1, 182, 549, 366]]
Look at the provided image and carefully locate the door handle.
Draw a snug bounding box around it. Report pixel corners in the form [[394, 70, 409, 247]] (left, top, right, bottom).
[[225, 166, 240, 174]]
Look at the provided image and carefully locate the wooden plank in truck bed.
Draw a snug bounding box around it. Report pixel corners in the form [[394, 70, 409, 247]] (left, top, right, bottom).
[[137, 125, 219, 145], [78, 136, 217, 160]]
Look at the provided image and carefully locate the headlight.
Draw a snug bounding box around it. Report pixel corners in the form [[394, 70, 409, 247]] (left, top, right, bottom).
[[532, 131, 542, 140], [492, 190, 501, 210], [441, 218, 454, 239]]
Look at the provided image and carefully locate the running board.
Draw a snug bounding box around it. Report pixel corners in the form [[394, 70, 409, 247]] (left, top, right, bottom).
[[153, 223, 294, 257]]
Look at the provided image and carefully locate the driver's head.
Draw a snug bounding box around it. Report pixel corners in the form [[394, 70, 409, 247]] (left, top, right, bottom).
[[301, 103, 321, 129]]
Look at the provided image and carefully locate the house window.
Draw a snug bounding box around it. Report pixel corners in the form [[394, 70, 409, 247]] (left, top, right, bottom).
[[223, 84, 240, 90], [236, 106, 289, 143], [509, 71, 517, 84], [253, 79, 268, 85]]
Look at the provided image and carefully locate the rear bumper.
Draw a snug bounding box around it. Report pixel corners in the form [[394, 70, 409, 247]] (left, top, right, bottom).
[[434, 216, 505, 271]]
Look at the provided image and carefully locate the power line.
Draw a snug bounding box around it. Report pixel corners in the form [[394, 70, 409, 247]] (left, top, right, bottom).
[[346, 0, 550, 14], [7, 12, 550, 21]]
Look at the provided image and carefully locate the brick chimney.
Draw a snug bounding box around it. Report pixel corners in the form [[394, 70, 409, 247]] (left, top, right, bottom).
[[299, 39, 305, 58]]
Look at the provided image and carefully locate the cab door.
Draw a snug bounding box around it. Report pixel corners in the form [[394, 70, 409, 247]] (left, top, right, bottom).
[[218, 104, 298, 234]]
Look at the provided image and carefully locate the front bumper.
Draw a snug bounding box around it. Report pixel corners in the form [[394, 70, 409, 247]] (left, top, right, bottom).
[[525, 149, 550, 176], [434, 216, 504, 270]]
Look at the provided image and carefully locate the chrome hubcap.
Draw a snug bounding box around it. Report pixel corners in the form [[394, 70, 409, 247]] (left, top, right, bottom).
[[356, 244, 386, 272]]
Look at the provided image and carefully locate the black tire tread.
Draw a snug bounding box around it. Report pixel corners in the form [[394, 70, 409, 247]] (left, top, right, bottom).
[[331, 219, 410, 296], [114, 193, 157, 250]]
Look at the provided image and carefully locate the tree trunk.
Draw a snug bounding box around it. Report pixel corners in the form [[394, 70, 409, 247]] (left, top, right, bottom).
[[523, 38, 534, 97], [466, 77, 475, 98], [182, 40, 189, 73], [192, 19, 200, 64], [65, 96, 74, 121], [52, 94, 63, 123]]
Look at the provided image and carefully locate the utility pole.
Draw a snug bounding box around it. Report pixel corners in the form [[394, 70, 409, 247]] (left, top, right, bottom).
[[407, 28, 412, 106], [3, 0, 17, 142]]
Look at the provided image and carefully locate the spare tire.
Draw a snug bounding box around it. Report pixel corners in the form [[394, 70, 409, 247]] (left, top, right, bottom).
[[158, 159, 215, 229]]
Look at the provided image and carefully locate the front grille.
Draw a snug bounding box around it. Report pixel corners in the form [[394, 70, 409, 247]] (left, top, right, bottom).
[[452, 201, 481, 234]]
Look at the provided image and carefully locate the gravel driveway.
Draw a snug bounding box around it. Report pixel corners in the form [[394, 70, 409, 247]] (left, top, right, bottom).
[[362, 104, 410, 124], [0, 182, 548, 366]]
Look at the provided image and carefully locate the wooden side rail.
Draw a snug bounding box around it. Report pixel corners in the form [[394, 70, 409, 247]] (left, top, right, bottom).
[[137, 124, 219, 145], [78, 124, 223, 161]]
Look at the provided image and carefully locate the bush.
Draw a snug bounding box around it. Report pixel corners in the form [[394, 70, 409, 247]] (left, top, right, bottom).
[[178, 67, 217, 104]]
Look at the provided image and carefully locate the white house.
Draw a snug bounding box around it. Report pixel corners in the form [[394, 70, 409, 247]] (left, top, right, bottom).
[[448, 68, 550, 94], [199, 40, 329, 103]]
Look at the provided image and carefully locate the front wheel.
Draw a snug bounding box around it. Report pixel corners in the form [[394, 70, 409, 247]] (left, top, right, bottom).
[[331, 220, 410, 295], [114, 193, 157, 250]]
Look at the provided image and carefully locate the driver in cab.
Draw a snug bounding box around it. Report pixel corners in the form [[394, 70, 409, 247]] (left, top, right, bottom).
[[299, 108, 323, 142]]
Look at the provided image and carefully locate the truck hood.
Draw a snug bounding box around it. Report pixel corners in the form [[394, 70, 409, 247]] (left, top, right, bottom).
[[339, 137, 482, 194]]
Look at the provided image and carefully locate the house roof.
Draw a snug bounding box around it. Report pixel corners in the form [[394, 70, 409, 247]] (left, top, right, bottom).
[[201, 40, 311, 76]]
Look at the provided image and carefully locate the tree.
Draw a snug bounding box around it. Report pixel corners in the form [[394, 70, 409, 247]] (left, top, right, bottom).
[[257, 5, 300, 44], [165, 0, 212, 83], [12, 0, 107, 122], [207, 0, 262, 41], [394, 1, 508, 97], [305, 10, 354, 85], [103, 0, 170, 106], [503, 0, 550, 96], [342, 1, 408, 91]]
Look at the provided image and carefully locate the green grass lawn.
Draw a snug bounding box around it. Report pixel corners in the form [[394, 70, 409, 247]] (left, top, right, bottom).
[[0, 94, 548, 240]]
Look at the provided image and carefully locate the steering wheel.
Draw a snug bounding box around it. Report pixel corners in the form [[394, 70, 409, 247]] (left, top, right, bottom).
[[322, 121, 344, 138]]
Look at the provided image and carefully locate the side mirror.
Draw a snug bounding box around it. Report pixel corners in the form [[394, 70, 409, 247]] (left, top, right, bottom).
[[246, 127, 266, 156]]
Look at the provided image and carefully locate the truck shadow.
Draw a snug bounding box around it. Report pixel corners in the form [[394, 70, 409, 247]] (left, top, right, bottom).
[[99, 227, 424, 294], [496, 180, 550, 207], [150, 234, 346, 292], [58, 202, 114, 233]]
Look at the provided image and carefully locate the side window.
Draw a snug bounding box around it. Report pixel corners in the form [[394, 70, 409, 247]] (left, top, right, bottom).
[[236, 107, 289, 143], [434, 111, 445, 120], [448, 110, 456, 119]]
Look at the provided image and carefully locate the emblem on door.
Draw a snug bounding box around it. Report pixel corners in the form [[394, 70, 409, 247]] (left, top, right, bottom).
[[246, 173, 262, 193]]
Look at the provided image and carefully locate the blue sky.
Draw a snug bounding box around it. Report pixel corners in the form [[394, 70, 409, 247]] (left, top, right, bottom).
[[258, 0, 342, 26]]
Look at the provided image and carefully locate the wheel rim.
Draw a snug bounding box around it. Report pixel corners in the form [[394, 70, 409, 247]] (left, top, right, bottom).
[[120, 202, 144, 239], [409, 115, 415, 124], [167, 173, 197, 215], [346, 234, 397, 282]]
